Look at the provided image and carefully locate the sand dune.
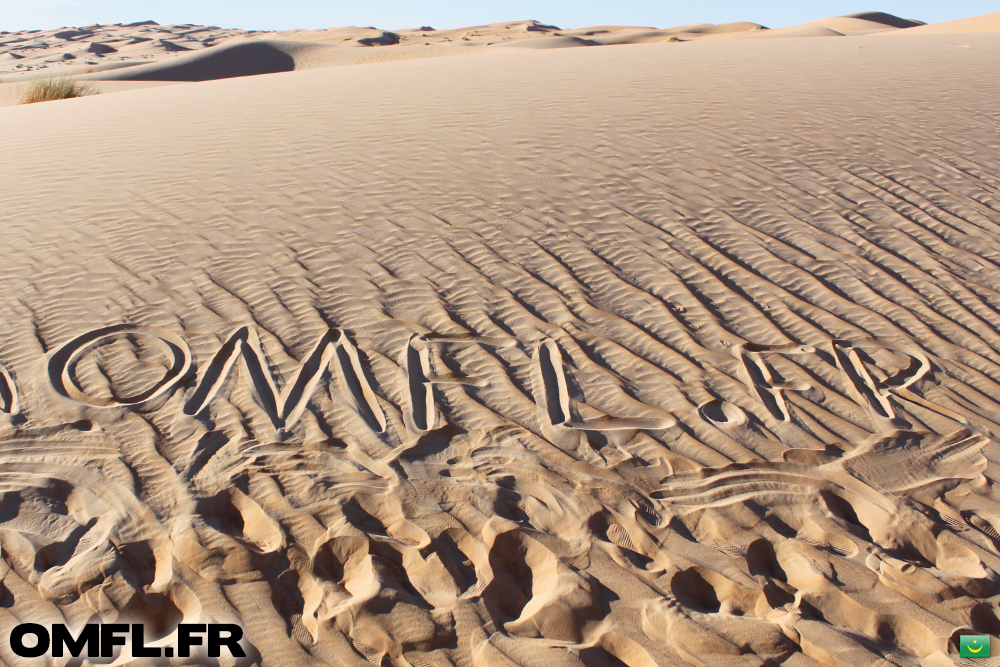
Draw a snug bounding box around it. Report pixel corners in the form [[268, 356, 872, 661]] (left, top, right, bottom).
[[5, 11, 994, 89], [802, 11, 925, 32], [724, 25, 847, 39], [790, 17, 909, 34], [696, 11, 924, 41], [0, 21, 265, 77], [2, 14, 1000, 667], [81, 40, 333, 81], [874, 11, 1000, 35], [495, 35, 601, 49], [0, 13, 919, 83], [839, 11, 926, 28]]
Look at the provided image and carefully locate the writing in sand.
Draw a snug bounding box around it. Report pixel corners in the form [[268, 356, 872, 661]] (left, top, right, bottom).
[[0, 322, 967, 445]]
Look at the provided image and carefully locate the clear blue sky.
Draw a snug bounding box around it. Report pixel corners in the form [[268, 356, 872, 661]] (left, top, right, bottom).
[[1, 0, 994, 33]]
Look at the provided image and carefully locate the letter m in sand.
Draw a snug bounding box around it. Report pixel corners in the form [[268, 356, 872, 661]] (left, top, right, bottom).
[[183, 327, 384, 432]]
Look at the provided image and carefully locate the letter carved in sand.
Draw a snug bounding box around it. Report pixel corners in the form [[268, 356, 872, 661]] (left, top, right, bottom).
[[182, 326, 386, 433], [0, 362, 20, 415], [47, 324, 193, 408], [731, 343, 816, 424], [832, 338, 968, 431], [534, 338, 677, 432], [401, 333, 512, 433]]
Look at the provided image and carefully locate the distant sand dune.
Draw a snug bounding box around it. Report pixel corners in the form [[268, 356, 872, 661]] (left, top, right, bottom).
[[874, 10, 1000, 34], [495, 35, 601, 49], [799, 11, 925, 33], [841, 11, 926, 28], [3, 12, 998, 89], [0, 22, 267, 77], [82, 40, 330, 81]]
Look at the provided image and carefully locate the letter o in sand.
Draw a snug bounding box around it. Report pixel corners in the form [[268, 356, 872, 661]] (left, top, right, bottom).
[[48, 324, 193, 407]]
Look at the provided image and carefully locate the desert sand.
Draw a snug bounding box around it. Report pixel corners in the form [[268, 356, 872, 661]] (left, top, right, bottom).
[[2, 11, 998, 103], [1, 9, 1000, 667]]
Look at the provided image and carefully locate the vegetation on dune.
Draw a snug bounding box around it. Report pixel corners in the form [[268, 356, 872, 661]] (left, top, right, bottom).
[[17, 76, 98, 105]]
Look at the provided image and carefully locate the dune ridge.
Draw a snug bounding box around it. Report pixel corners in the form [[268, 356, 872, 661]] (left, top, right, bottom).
[[80, 40, 331, 82], [4, 11, 998, 86], [0, 21, 265, 76], [873, 11, 1000, 35]]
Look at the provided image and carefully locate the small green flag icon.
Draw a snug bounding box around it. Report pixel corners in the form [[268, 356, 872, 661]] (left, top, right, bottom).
[[960, 635, 991, 657]]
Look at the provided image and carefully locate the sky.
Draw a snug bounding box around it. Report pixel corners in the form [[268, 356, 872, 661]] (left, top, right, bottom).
[[0, 0, 995, 33]]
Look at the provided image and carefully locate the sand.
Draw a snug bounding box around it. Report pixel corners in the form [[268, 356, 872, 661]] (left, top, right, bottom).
[[1, 11, 1000, 667], [873, 11, 1000, 35], [2, 11, 996, 93], [0, 21, 266, 76]]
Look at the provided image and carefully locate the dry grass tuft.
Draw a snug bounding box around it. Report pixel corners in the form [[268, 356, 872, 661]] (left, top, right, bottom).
[[17, 76, 98, 105]]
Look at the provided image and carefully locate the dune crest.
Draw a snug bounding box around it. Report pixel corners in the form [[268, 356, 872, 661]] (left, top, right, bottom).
[[873, 11, 1000, 34], [2, 11, 949, 84], [0, 22, 266, 77], [80, 40, 328, 81]]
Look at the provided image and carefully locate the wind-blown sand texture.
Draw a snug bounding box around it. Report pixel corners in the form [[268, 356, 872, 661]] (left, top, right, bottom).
[[2, 15, 1000, 667]]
